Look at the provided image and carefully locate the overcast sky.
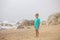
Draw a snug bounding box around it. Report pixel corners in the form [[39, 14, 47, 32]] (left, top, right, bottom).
[[0, 0, 60, 23]]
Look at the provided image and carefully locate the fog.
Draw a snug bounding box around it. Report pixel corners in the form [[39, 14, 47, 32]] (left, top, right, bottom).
[[0, 0, 60, 23]]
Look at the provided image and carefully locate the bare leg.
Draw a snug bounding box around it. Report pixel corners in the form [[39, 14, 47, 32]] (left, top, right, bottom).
[[36, 30, 39, 37]]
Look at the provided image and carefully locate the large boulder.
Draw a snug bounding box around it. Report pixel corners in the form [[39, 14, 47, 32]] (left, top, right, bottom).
[[17, 24, 24, 29], [21, 20, 30, 26], [17, 20, 34, 26], [41, 21, 46, 25], [16, 19, 34, 29], [48, 12, 60, 25], [28, 20, 34, 26]]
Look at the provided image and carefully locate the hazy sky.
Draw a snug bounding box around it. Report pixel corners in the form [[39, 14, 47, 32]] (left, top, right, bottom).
[[0, 0, 60, 23]]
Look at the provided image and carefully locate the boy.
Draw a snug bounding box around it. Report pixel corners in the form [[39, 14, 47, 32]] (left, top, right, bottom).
[[34, 13, 40, 37]]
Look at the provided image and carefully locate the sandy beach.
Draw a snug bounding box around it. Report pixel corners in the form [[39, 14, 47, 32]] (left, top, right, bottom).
[[0, 25, 60, 40]]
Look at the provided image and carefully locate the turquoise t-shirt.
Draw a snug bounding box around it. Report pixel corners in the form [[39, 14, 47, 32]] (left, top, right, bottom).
[[34, 18, 40, 30]]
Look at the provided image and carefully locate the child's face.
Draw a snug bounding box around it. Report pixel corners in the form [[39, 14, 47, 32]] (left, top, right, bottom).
[[35, 14, 39, 18]]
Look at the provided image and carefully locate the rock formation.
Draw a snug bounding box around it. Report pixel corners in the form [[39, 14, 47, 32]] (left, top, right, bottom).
[[48, 12, 60, 25], [16, 20, 34, 29]]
